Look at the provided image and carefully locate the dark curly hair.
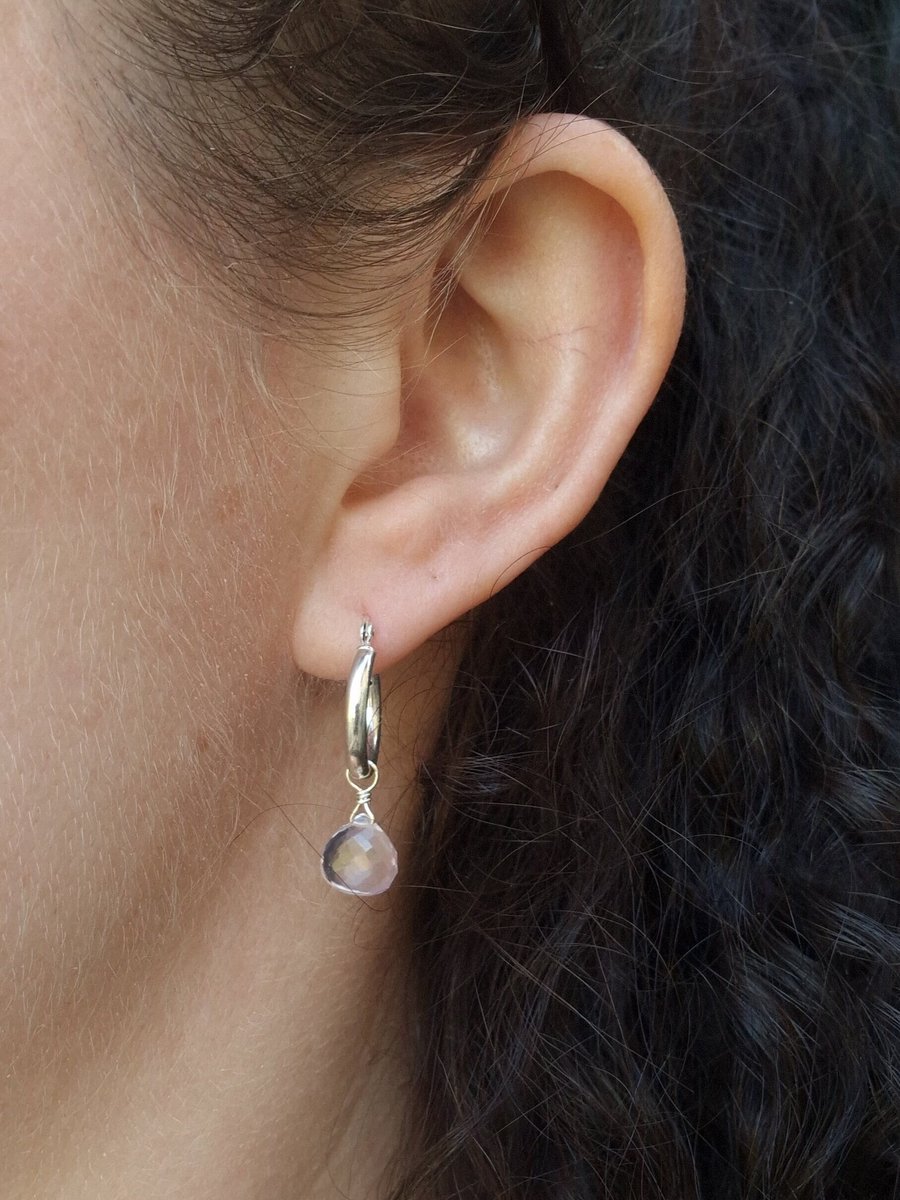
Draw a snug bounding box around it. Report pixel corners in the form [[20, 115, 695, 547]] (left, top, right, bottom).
[[76, 1, 899, 1195]]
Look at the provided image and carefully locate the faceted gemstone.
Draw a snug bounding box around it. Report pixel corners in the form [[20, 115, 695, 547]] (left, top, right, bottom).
[[321, 816, 398, 896]]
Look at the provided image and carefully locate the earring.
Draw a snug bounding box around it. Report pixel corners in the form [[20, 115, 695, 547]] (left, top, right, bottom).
[[320, 621, 399, 896]]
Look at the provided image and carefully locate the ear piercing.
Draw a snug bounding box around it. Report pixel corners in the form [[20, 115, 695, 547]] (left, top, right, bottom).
[[320, 622, 399, 896]]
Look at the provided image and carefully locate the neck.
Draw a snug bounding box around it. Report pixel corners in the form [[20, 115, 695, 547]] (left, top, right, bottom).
[[6, 785, 419, 1200]]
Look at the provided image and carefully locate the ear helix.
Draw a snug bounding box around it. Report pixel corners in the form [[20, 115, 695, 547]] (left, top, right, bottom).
[[320, 621, 399, 896]]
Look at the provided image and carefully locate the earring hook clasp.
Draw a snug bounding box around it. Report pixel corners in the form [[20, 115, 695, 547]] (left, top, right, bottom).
[[346, 620, 381, 780]]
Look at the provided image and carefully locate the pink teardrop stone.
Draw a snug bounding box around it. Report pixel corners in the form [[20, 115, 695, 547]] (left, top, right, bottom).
[[321, 818, 398, 896]]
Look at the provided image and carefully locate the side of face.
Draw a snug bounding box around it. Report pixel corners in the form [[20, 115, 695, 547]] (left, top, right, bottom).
[[0, 4, 321, 1046], [0, 0, 684, 1089]]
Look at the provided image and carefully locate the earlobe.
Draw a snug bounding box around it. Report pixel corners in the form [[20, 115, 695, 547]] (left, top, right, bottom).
[[291, 113, 685, 680]]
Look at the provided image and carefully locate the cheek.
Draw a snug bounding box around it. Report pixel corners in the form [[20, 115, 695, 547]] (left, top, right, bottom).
[[0, 14, 304, 1043]]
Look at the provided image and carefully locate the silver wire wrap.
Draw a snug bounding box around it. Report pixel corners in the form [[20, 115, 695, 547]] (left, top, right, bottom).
[[345, 763, 379, 823]]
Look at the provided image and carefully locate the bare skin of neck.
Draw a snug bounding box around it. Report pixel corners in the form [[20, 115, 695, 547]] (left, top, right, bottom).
[[3, 713, 426, 1200]]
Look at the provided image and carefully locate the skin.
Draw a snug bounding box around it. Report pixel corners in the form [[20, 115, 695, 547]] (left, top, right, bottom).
[[0, 6, 684, 1198]]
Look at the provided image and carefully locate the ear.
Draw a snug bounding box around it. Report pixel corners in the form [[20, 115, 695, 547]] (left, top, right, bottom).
[[291, 113, 685, 679]]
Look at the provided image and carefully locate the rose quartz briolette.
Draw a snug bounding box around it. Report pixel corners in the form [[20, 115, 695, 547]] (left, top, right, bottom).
[[321, 817, 398, 896]]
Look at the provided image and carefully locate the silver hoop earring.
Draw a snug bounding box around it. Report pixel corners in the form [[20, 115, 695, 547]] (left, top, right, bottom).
[[320, 621, 398, 896]]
